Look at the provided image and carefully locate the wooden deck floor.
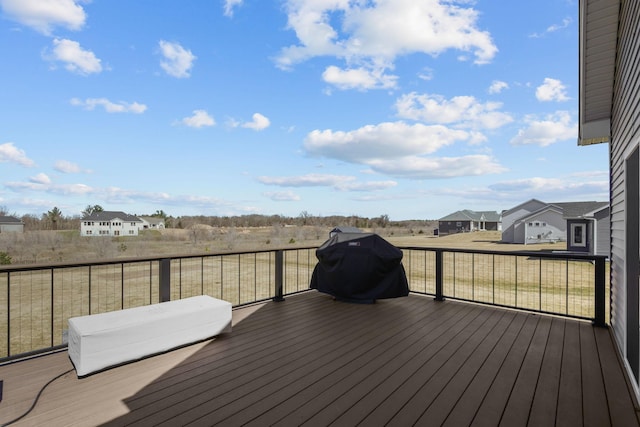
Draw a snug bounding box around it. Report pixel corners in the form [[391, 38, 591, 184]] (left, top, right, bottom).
[[1, 291, 639, 426]]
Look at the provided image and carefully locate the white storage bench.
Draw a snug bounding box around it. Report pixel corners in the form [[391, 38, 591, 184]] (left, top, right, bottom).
[[68, 295, 232, 376]]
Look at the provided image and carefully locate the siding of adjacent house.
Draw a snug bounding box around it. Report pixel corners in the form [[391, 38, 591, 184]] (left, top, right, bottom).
[[609, 0, 640, 387], [520, 208, 565, 245], [501, 199, 547, 243]]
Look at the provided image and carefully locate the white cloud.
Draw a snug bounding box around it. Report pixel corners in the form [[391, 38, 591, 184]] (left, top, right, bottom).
[[368, 154, 506, 178], [0, 0, 87, 35], [30, 173, 51, 184], [54, 160, 90, 173], [223, 0, 243, 17], [6, 180, 93, 195], [336, 180, 397, 191], [304, 121, 469, 164], [536, 78, 569, 102], [488, 80, 508, 94], [47, 38, 102, 75], [276, 0, 497, 90], [263, 191, 301, 201], [303, 121, 507, 179], [159, 40, 196, 78], [259, 174, 355, 188], [70, 98, 147, 113], [0, 142, 35, 167], [395, 92, 513, 130], [418, 67, 434, 81], [258, 174, 397, 192], [510, 111, 576, 146], [301, 118, 513, 179], [489, 176, 609, 199], [322, 65, 398, 90], [242, 113, 270, 131], [180, 110, 215, 128], [530, 17, 572, 38]]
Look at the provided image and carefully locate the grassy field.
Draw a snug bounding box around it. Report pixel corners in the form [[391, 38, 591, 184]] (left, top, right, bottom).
[[0, 226, 566, 266]]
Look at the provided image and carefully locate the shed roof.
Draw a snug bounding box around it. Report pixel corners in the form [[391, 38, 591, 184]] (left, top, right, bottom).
[[330, 226, 363, 233], [0, 215, 23, 224], [551, 201, 609, 218]]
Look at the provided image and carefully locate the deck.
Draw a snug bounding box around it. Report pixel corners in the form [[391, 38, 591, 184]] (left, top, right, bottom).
[[1, 291, 638, 426]]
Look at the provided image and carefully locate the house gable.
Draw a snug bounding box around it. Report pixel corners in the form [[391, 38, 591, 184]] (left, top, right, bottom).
[[501, 199, 548, 243]]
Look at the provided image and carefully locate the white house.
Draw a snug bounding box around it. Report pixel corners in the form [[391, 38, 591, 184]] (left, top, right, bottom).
[[139, 216, 165, 230], [80, 211, 143, 237], [579, 0, 640, 399]]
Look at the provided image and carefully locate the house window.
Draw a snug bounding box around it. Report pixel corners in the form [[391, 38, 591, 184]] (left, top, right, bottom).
[[114, 230, 120, 236], [535, 222, 540, 226], [571, 223, 586, 247], [456, 222, 462, 227], [528, 222, 533, 226], [86, 230, 92, 235]]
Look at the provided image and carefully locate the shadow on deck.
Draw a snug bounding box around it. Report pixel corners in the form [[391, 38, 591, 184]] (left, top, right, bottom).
[[1, 291, 638, 426]]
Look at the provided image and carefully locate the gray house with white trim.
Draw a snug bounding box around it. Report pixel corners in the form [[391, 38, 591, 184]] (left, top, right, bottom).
[[437, 210, 501, 235], [501, 199, 608, 252]]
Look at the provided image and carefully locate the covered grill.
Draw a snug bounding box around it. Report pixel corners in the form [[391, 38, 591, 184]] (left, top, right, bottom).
[[310, 232, 409, 303]]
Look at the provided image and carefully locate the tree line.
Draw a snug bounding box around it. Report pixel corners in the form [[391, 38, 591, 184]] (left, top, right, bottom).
[[1, 205, 435, 231]]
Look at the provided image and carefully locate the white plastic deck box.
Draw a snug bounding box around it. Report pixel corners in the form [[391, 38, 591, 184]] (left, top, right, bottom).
[[68, 295, 232, 376]]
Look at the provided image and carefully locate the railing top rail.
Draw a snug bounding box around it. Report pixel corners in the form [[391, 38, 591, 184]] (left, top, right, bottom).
[[0, 245, 608, 274], [398, 246, 608, 261], [0, 246, 319, 273]]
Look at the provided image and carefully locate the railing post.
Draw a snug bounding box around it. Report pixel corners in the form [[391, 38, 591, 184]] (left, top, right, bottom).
[[594, 256, 606, 327], [159, 258, 171, 302], [435, 249, 444, 301], [273, 250, 285, 302]]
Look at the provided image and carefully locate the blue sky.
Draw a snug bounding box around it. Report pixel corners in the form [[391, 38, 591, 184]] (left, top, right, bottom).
[[0, 0, 608, 221]]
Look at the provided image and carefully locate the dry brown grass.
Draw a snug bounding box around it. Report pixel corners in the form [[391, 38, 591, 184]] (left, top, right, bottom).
[[387, 230, 567, 252]]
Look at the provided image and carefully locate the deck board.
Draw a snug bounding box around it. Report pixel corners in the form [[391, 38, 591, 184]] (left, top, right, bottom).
[[0, 291, 638, 427], [555, 320, 583, 427]]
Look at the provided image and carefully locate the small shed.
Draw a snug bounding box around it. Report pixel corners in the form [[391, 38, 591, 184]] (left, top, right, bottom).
[[0, 216, 24, 233], [329, 226, 363, 238]]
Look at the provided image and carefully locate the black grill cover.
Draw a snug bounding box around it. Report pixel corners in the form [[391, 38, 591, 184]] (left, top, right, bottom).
[[310, 232, 409, 302]]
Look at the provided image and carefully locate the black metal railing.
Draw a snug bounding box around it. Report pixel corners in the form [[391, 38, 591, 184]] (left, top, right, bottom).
[[0, 246, 608, 362], [401, 248, 608, 326], [0, 248, 316, 361]]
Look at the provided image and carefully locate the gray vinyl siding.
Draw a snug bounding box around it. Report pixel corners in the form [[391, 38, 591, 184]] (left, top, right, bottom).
[[594, 207, 610, 257], [501, 200, 546, 243], [523, 210, 565, 245], [610, 0, 640, 374]]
